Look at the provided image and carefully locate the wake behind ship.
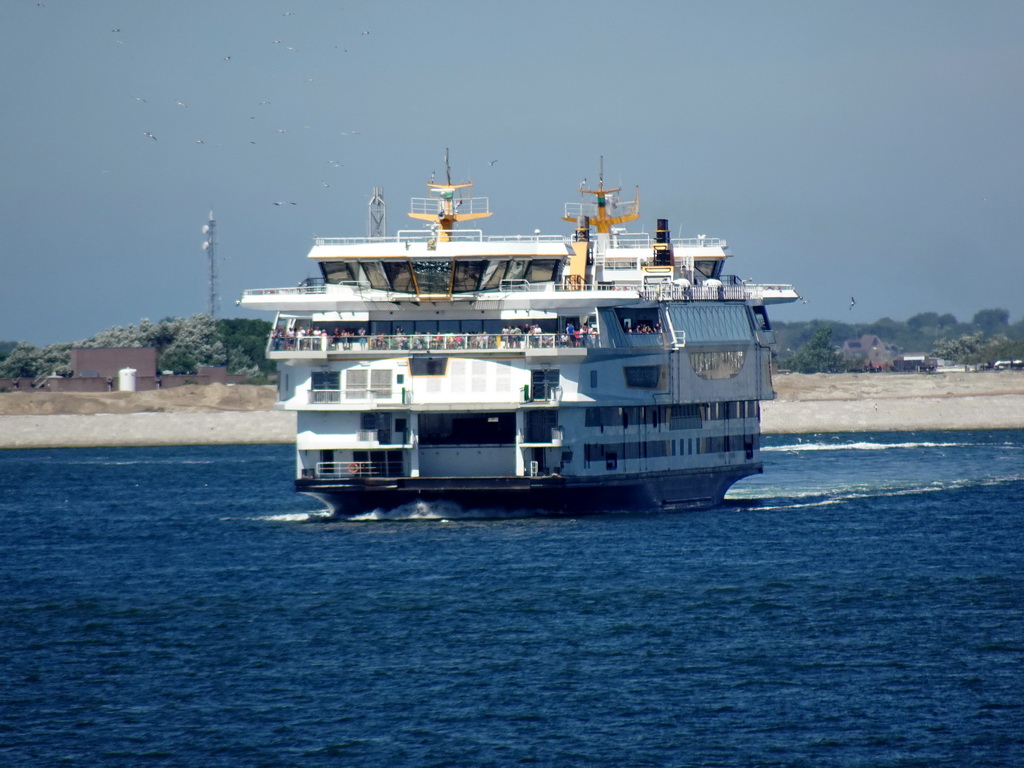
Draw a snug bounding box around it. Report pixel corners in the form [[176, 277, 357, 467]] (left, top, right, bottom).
[[239, 158, 799, 517]]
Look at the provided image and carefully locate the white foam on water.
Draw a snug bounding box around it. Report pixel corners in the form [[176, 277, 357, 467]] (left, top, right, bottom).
[[763, 440, 968, 453], [728, 474, 1023, 512]]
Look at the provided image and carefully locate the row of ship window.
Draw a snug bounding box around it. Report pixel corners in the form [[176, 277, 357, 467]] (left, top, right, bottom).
[[583, 401, 759, 430], [582, 433, 758, 469]]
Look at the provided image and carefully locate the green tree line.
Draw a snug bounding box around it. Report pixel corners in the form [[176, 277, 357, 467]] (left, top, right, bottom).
[[0, 315, 273, 381], [775, 308, 1024, 373]]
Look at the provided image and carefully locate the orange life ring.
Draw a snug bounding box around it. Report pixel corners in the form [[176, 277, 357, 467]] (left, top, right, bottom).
[[347, 463, 360, 474]]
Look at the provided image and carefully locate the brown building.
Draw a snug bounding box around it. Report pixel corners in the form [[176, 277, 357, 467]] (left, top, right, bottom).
[[2, 347, 247, 392], [71, 347, 158, 380], [841, 334, 900, 369]]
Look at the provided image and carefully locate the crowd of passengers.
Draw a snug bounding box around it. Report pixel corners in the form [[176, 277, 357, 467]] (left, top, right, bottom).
[[269, 317, 664, 352], [268, 323, 624, 351]]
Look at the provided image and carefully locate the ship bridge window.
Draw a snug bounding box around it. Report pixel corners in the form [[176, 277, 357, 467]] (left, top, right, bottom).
[[694, 259, 724, 279], [362, 261, 390, 291], [321, 261, 356, 284], [504, 259, 529, 282], [412, 260, 453, 294], [480, 261, 505, 290], [525, 259, 559, 283], [452, 260, 485, 292], [382, 261, 416, 292]]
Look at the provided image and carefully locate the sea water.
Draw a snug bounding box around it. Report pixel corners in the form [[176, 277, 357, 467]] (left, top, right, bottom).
[[1, 431, 1022, 767]]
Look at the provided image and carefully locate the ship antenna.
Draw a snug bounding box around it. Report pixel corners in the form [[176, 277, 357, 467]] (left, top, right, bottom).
[[444, 147, 452, 186], [201, 210, 217, 317]]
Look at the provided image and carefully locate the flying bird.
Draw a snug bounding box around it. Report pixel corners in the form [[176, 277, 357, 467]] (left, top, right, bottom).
[[143, 131, 156, 140], [489, 160, 498, 166], [273, 201, 297, 205], [849, 296, 856, 310]]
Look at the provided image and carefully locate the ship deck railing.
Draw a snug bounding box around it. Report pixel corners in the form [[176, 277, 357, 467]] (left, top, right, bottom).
[[270, 331, 615, 357], [313, 230, 569, 246], [306, 384, 564, 407], [313, 460, 404, 479], [242, 279, 795, 303]]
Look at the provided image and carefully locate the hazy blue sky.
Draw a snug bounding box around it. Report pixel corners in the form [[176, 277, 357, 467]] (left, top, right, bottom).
[[3, 0, 1022, 346]]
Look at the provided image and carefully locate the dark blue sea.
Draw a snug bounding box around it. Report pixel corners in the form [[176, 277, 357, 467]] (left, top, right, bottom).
[[2, 431, 1022, 767]]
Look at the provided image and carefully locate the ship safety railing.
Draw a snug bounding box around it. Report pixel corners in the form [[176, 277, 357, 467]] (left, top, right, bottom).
[[315, 460, 403, 479], [243, 284, 327, 297], [637, 283, 751, 302], [308, 388, 405, 405], [273, 331, 599, 355], [522, 385, 563, 404], [410, 196, 490, 217], [675, 236, 727, 248]]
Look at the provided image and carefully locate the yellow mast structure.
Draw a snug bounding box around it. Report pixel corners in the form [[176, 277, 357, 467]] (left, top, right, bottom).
[[563, 157, 640, 234], [407, 149, 491, 242], [561, 158, 641, 286]]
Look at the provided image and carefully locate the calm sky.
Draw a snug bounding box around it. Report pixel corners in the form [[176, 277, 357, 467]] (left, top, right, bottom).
[[3, 0, 1022, 346]]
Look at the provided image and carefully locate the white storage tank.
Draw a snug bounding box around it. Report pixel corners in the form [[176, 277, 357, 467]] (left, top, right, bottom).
[[118, 367, 137, 392]]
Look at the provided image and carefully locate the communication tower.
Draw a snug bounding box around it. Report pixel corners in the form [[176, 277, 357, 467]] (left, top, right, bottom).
[[368, 187, 386, 238]]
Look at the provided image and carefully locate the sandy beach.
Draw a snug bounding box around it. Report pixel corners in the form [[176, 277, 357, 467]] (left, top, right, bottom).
[[2, 373, 1023, 449]]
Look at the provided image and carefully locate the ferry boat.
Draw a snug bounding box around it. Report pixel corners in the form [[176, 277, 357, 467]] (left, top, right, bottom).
[[239, 158, 799, 517]]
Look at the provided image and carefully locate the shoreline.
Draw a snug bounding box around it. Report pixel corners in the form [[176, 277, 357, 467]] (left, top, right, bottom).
[[2, 374, 1023, 449]]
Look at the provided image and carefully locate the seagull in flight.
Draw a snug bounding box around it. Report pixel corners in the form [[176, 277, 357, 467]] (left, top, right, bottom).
[[488, 160, 498, 166], [849, 296, 856, 310], [143, 131, 156, 140], [273, 201, 297, 206]]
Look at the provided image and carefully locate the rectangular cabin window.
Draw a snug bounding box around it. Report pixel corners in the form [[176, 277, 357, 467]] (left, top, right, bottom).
[[530, 369, 559, 401], [311, 370, 340, 390], [409, 357, 448, 376], [623, 365, 663, 389]]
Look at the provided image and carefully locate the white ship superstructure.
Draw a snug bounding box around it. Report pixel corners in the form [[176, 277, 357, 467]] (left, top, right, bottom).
[[239, 159, 798, 516]]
